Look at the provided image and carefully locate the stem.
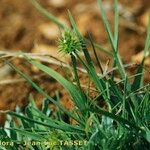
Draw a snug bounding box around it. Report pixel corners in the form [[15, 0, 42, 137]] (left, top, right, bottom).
[[70, 53, 87, 111], [71, 53, 82, 90], [88, 33, 104, 74]]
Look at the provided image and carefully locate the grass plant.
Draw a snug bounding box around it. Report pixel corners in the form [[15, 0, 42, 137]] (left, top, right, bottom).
[[0, 0, 150, 149]]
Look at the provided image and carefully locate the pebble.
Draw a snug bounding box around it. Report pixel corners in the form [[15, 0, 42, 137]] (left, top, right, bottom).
[[132, 51, 150, 66], [48, 0, 67, 8], [38, 23, 59, 41]]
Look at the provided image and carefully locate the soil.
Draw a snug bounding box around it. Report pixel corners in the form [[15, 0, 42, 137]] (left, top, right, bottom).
[[0, 0, 149, 124]]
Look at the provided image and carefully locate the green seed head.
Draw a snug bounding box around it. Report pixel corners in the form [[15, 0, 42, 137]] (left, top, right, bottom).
[[58, 29, 81, 54]]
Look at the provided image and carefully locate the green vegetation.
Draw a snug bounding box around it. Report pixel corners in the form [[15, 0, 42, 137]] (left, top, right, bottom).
[[0, 0, 150, 149]]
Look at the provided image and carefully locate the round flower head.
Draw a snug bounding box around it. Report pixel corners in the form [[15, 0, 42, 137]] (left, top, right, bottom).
[[58, 29, 81, 54]]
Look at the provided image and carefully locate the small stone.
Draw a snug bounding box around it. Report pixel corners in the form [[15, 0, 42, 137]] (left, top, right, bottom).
[[48, 0, 66, 8], [0, 65, 12, 80], [76, 12, 107, 42], [132, 51, 150, 66], [38, 23, 59, 41], [38, 16, 69, 41]]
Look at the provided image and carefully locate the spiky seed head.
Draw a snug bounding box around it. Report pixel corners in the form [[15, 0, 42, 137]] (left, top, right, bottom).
[[58, 29, 81, 54]]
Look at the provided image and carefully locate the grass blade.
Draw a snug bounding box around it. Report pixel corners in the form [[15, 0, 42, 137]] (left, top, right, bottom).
[[31, 0, 65, 29], [114, 0, 119, 50], [7, 62, 83, 125], [97, 0, 126, 78], [68, 11, 109, 101], [8, 111, 84, 134], [97, 0, 114, 47], [26, 58, 87, 112], [132, 14, 150, 90]]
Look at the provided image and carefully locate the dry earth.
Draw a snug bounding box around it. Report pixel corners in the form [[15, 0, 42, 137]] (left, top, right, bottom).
[[0, 0, 149, 124]]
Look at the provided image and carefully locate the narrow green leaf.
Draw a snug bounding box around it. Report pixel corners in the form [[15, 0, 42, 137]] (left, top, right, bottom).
[[132, 14, 150, 90], [8, 62, 83, 125], [97, 0, 114, 48], [143, 13, 150, 57], [97, 0, 126, 78], [8, 111, 84, 134], [30, 107, 84, 133], [90, 105, 142, 132], [144, 127, 150, 143], [42, 99, 51, 116], [31, 0, 65, 29], [131, 63, 144, 91], [68, 11, 109, 101], [114, 0, 119, 50], [26, 58, 86, 112], [6, 128, 45, 141]]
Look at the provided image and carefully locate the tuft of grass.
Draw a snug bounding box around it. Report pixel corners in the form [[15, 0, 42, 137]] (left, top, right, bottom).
[[0, 0, 150, 150]]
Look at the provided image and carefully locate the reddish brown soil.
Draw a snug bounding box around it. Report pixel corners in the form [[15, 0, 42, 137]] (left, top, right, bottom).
[[0, 0, 149, 124]]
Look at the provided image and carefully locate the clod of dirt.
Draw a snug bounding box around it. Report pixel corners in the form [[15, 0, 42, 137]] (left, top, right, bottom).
[[0, 65, 12, 79], [131, 51, 150, 66], [76, 12, 107, 43], [74, 2, 99, 14], [38, 16, 69, 43], [38, 23, 60, 41], [48, 0, 67, 8]]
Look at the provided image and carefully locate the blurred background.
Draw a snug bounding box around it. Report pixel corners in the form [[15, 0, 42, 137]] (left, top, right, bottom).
[[0, 0, 149, 123]]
